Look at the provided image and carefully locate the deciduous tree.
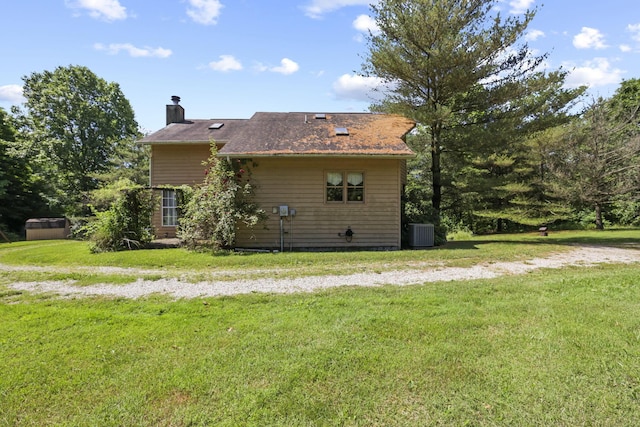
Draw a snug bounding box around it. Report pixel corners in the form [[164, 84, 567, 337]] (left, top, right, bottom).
[[17, 65, 140, 214], [0, 108, 51, 234]]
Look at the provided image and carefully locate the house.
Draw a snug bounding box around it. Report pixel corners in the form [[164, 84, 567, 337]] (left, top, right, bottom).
[[140, 97, 415, 250]]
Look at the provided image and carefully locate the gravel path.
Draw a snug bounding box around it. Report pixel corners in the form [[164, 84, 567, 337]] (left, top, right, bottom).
[[4, 245, 640, 299]]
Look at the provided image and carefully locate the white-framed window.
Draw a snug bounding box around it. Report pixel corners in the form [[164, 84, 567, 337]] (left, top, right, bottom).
[[326, 171, 365, 203], [162, 189, 177, 226]]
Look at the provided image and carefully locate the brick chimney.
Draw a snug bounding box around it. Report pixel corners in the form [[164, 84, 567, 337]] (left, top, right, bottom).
[[166, 95, 185, 125]]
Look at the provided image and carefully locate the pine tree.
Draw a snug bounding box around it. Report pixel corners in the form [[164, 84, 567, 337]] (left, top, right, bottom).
[[546, 92, 640, 230], [362, 0, 583, 228]]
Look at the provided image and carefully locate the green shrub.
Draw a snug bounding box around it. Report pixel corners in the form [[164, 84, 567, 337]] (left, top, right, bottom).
[[576, 208, 612, 230], [84, 186, 154, 252], [610, 200, 640, 226], [178, 145, 266, 250], [403, 191, 447, 246]]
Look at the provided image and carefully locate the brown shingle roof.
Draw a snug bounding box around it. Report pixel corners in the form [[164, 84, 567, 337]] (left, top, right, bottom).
[[140, 112, 415, 157], [220, 112, 415, 157], [139, 119, 248, 144]]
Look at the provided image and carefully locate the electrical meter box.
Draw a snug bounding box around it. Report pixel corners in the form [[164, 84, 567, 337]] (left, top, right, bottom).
[[279, 205, 289, 217]]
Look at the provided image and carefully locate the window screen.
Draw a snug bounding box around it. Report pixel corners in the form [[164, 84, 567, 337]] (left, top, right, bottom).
[[162, 189, 177, 226]]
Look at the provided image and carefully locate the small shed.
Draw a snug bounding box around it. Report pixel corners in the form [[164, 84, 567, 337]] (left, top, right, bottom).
[[25, 218, 71, 241]]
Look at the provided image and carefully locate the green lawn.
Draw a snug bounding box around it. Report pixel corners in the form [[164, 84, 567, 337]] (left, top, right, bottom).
[[1, 228, 639, 279], [1, 230, 640, 425]]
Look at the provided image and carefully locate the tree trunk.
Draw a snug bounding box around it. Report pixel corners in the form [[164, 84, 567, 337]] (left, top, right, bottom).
[[595, 202, 604, 230], [431, 127, 442, 224]]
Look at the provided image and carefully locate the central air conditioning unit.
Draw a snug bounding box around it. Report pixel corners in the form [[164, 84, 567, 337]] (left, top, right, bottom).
[[408, 223, 435, 248]]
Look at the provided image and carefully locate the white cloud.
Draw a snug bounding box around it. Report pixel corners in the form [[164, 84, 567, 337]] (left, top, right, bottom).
[[509, 0, 535, 14], [525, 29, 545, 42], [563, 58, 624, 88], [303, 0, 374, 19], [617, 24, 640, 53], [255, 59, 300, 75], [270, 58, 300, 75], [65, 0, 128, 21], [625, 23, 640, 52], [0, 85, 24, 104], [573, 27, 608, 50], [187, 0, 223, 25], [208, 55, 243, 72], [332, 73, 389, 102], [94, 43, 172, 58], [353, 14, 379, 34], [628, 23, 640, 42]]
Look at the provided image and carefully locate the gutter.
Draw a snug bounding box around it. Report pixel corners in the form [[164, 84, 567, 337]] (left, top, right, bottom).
[[216, 152, 416, 159]]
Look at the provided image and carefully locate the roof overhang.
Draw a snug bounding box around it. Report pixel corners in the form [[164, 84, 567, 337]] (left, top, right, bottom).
[[217, 152, 416, 159], [139, 140, 228, 145]]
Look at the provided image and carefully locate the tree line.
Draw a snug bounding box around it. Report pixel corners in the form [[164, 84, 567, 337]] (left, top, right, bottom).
[[1, 0, 640, 246], [363, 0, 640, 240], [0, 65, 147, 238]]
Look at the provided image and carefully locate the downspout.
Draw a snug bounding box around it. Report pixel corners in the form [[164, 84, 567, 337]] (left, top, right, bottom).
[[289, 214, 293, 252], [280, 217, 284, 252]]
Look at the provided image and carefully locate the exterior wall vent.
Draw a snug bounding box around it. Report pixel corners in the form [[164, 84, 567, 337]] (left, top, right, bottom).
[[408, 223, 434, 248]]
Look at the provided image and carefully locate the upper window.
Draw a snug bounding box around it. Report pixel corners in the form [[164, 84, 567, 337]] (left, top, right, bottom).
[[326, 172, 364, 203], [162, 189, 177, 226], [346, 172, 364, 202]]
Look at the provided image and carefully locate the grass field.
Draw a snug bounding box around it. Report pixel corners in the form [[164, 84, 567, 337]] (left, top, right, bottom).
[[1, 230, 640, 425], [0, 228, 638, 282]]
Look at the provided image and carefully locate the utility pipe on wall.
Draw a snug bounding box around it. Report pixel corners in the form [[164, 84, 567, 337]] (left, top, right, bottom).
[[280, 217, 284, 253]]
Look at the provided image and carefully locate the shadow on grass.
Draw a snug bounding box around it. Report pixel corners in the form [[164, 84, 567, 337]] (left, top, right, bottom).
[[440, 228, 640, 251]]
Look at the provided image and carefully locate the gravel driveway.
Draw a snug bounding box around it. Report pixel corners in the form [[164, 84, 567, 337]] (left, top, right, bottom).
[[4, 245, 640, 299]]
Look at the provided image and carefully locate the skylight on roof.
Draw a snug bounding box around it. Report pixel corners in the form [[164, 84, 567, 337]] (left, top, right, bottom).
[[315, 113, 326, 119], [335, 127, 349, 136], [209, 123, 224, 129]]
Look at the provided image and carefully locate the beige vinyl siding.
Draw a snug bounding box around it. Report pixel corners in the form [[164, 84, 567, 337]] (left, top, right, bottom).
[[150, 144, 210, 237], [236, 157, 403, 250], [150, 144, 211, 186]]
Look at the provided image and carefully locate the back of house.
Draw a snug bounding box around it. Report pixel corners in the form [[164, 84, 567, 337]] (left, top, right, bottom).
[[140, 97, 415, 250]]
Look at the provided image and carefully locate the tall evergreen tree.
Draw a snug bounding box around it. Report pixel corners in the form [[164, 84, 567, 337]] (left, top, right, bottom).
[[90, 136, 150, 187], [362, 0, 583, 227], [452, 76, 582, 230], [546, 91, 640, 230]]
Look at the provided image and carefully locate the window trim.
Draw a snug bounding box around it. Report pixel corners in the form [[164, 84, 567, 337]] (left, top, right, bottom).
[[161, 189, 178, 227], [325, 171, 365, 204]]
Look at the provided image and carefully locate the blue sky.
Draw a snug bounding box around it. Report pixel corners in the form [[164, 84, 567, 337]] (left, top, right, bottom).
[[1, 0, 639, 132]]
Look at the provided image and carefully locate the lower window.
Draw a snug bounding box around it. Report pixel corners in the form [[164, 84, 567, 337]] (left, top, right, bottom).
[[162, 189, 177, 226], [326, 171, 364, 203]]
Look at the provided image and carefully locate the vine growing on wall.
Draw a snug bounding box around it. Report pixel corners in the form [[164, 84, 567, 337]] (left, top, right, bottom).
[[178, 145, 266, 250]]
